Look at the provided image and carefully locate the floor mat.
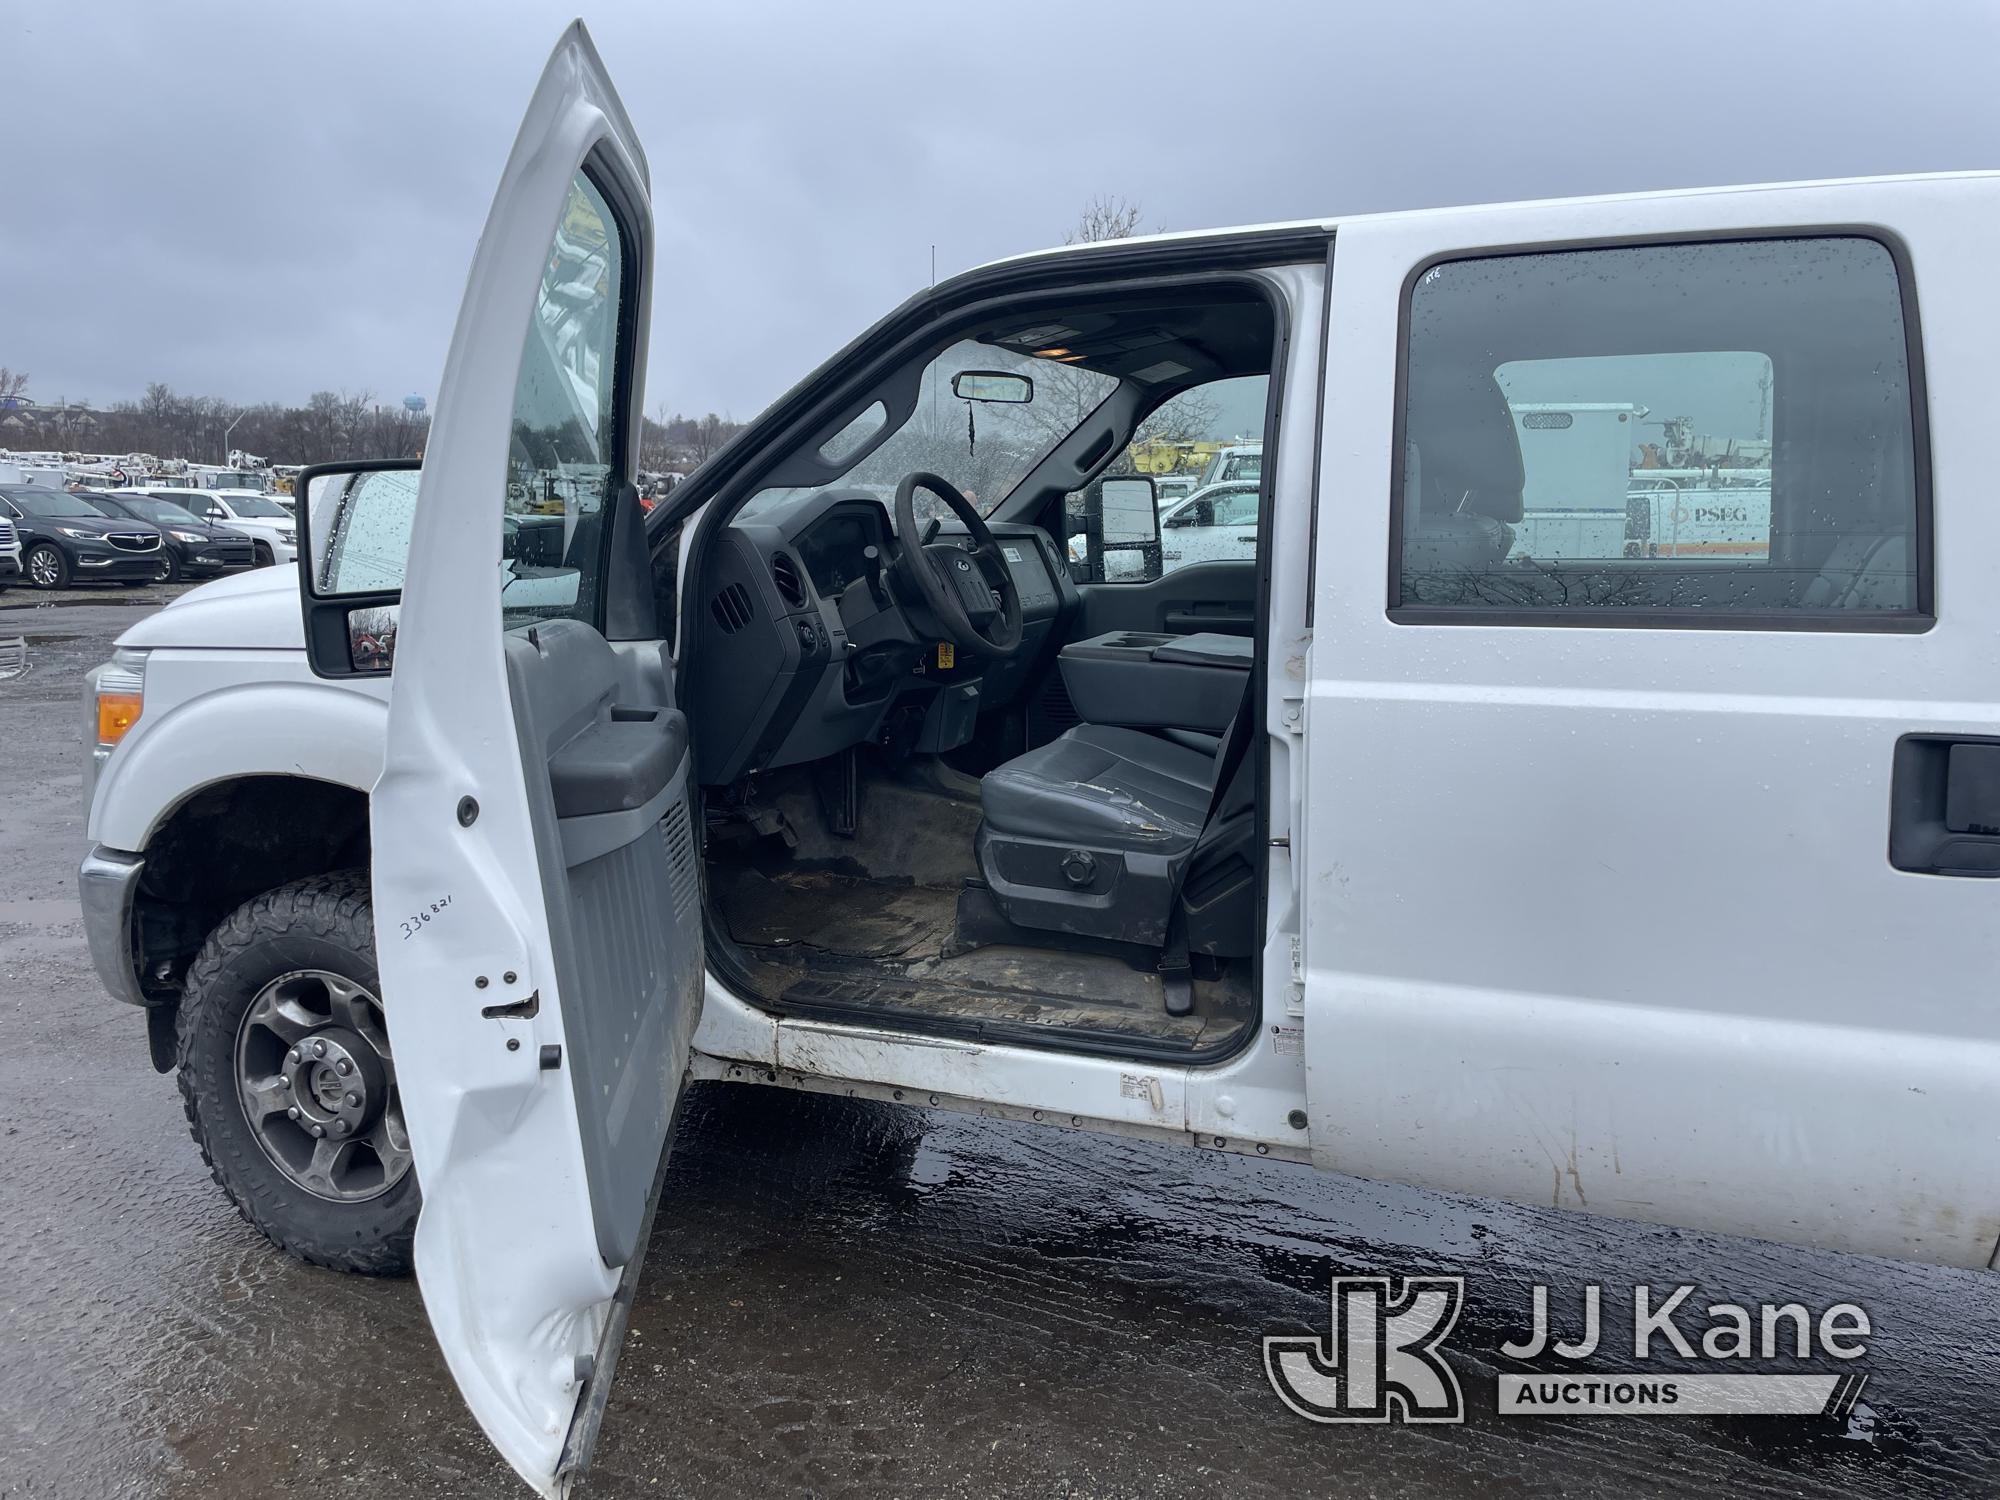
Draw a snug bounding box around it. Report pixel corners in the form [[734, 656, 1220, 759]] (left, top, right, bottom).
[[713, 865, 954, 960], [713, 861, 1255, 1057]]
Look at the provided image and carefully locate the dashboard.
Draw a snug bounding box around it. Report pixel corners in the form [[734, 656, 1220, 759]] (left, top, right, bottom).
[[794, 503, 890, 598], [691, 487, 1073, 786]]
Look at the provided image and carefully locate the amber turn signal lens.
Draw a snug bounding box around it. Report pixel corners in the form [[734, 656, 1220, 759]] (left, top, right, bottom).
[[97, 691, 143, 745]]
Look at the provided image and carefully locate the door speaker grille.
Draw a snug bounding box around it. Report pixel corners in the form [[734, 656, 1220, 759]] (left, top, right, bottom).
[[660, 796, 699, 920]]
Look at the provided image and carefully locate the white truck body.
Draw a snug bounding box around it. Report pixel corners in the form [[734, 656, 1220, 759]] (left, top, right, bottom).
[[1505, 401, 1641, 559], [75, 24, 2000, 1497]]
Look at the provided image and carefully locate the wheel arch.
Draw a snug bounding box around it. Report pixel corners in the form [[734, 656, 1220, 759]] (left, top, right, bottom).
[[127, 774, 374, 1019], [91, 678, 385, 850]]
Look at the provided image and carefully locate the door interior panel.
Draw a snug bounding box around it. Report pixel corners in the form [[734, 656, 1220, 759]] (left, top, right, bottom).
[[1075, 559, 1258, 639], [503, 620, 703, 1266]]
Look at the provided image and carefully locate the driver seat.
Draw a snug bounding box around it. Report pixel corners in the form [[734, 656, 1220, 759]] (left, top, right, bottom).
[[973, 712, 1255, 957]]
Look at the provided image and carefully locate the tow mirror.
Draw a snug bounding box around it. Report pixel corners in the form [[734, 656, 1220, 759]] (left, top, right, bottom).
[[296, 459, 419, 677], [1069, 473, 1160, 583], [950, 370, 1034, 404]]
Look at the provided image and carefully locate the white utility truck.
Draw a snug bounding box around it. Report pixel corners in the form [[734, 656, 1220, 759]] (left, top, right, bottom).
[[79, 23, 1992, 1496]]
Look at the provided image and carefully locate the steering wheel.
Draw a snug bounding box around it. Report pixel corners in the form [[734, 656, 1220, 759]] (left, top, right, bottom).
[[891, 471, 1024, 657]]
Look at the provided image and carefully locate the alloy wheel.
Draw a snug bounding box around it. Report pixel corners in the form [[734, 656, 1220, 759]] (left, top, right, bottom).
[[233, 969, 411, 1202]]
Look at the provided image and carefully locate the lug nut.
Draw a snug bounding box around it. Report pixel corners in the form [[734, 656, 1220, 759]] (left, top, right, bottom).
[[277, 1076, 290, 1090], [336, 1059, 352, 1075], [287, 1106, 300, 1120], [310, 1124, 325, 1138], [345, 1093, 360, 1108], [312, 1040, 327, 1058], [289, 1049, 302, 1064], [333, 1120, 350, 1137]]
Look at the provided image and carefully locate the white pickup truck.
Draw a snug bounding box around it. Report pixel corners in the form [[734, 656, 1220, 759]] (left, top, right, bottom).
[[78, 24, 1996, 1497]]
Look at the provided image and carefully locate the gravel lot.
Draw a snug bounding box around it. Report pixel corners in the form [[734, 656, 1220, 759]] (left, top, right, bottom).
[[1, 597, 1994, 1499]]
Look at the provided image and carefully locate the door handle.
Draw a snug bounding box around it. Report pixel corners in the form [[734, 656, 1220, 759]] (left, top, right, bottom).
[[1889, 733, 2000, 875], [1163, 609, 1253, 635]]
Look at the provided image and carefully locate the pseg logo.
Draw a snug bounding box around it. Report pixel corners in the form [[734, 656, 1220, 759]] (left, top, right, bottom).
[[1265, 1278, 1872, 1424]]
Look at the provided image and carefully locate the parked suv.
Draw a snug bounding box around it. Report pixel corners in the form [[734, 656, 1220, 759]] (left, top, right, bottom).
[[1159, 479, 1261, 573], [0, 485, 164, 588], [0, 508, 20, 589], [143, 487, 296, 566], [80, 490, 255, 581]]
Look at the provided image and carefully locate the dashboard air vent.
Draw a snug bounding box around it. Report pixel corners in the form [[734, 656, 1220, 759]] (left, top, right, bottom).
[[770, 552, 807, 608], [710, 582, 755, 634]]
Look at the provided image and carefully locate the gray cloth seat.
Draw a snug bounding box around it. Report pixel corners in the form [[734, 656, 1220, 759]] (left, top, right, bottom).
[[980, 724, 1216, 853]]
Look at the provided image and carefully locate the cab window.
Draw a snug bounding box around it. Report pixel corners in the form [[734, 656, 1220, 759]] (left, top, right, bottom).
[[1395, 236, 1923, 622]]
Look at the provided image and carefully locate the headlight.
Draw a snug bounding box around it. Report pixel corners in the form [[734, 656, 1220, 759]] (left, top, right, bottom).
[[170, 529, 206, 544], [85, 648, 148, 808], [55, 526, 100, 540], [277, 529, 296, 543]]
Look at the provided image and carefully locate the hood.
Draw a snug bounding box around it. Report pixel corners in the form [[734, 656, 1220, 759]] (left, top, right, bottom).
[[118, 563, 306, 651], [23, 511, 154, 536], [180, 519, 253, 541]]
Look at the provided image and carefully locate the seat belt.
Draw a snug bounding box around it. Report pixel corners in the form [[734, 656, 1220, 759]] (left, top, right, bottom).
[[1159, 675, 1256, 1017]]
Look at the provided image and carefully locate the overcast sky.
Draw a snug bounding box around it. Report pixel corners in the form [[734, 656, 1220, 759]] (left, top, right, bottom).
[[5, 0, 1996, 423]]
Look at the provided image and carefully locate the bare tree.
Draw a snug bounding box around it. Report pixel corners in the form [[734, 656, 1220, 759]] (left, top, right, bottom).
[[1064, 194, 1147, 245], [685, 412, 730, 465], [0, 367, 27, 405], [1133, 385, 1219, 448], [639, 400, 677, 472]]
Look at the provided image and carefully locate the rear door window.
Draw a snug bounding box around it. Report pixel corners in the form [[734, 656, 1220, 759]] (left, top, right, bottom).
[[1394, 236, 1923, 623]]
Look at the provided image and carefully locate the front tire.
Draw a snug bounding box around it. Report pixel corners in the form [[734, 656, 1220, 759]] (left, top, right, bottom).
[[25, 543, 67, 589], [177, 871, 417, 1275], [253, 541, 274, 568]]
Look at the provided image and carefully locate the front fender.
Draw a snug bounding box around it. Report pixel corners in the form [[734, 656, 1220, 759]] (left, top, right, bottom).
[[90, 664, 387, 851]]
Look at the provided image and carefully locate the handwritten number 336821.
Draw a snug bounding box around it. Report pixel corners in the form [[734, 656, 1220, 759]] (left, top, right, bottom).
[[400, 894, 453, 941]]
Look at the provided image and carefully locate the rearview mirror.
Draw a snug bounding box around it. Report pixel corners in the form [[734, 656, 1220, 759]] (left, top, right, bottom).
[[297, 460, 420, 677], [951, 370, 1034, 404]]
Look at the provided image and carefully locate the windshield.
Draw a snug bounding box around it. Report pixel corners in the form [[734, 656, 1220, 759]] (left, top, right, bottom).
[[743, 340, 1118, 524], [7, 489, 105, 518], [220, 492, 289, 518]]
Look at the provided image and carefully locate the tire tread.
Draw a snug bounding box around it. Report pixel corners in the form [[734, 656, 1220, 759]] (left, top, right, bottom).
[[176, 870, 416, 1276]]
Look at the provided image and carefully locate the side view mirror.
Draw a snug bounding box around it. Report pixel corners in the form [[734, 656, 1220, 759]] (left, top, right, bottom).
[[297, 460, 420, 677], [1070, 474, 1160, 583]]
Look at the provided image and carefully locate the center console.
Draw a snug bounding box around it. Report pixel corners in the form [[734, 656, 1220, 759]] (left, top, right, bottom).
[[1056, 629, 1252, 734]]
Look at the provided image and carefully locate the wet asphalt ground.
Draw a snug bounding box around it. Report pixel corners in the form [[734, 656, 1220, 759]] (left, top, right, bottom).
[[2, 589, 1997, 1499]]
